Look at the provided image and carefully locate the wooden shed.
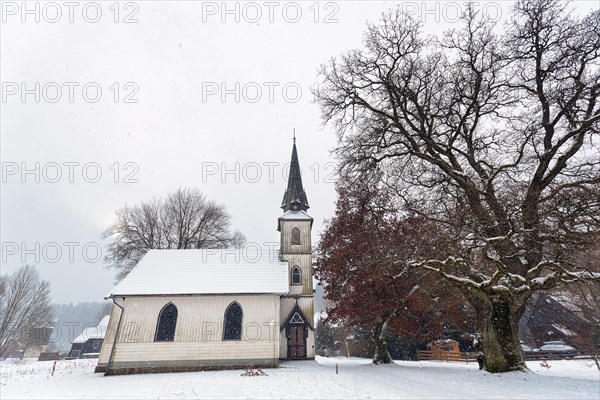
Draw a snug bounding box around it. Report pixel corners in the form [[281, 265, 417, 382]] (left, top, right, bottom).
[[427, 339, 461, 360]]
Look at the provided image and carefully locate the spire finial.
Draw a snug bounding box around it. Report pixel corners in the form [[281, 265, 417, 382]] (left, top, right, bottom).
[[293, 128, 296, 144]]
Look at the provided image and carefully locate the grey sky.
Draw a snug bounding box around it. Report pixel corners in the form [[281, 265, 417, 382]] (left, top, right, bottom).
[[1, 0, 597, 303]]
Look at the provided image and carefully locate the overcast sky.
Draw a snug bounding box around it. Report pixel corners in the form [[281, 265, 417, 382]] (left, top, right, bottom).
[[1, 0, 597, 304]]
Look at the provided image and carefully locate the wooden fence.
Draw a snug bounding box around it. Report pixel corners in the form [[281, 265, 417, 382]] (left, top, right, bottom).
[[38, 352, 60, 361], [418, 350, 595, 362], [417, 350, 477, 363], [523, 352, 593, 361]]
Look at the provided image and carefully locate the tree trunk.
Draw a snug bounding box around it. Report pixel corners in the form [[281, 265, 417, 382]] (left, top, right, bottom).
[[371, 321, 392, 364], [592, 355, 600, 371], [480, 297, 527, 373]]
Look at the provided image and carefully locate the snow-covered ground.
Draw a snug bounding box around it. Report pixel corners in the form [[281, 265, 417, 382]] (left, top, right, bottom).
[[1, 356, 598, 399]]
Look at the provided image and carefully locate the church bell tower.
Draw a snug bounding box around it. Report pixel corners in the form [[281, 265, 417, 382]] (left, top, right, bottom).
[[278, 137, 315, 360]]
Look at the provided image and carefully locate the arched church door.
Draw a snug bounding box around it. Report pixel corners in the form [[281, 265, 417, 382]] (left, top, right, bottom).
[[286, 311, 307, 360]]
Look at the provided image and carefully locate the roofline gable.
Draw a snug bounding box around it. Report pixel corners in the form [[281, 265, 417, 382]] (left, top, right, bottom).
[[280, 303, 314, 330]]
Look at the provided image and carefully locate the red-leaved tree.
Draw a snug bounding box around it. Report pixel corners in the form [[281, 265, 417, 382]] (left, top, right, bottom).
[[316, 181, 471, 364]]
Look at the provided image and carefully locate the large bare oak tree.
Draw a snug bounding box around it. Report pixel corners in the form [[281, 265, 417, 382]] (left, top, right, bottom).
[[315, 0, 600, 372], [103, 187, 246, 282]]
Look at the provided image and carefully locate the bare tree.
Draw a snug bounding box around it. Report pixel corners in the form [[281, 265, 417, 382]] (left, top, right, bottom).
[[94, 301, 113, 323], [315, 0, 600, 372], [552, 247, 600, 369], [103, 187, 246, 282], [0, 265, 54, 358], [566, 282, 600, 369]]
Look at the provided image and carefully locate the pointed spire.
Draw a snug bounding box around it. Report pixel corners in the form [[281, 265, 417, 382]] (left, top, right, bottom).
[[281, 136, 309, 212]]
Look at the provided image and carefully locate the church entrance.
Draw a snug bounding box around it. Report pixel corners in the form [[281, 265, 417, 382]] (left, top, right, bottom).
[[286, 312, 307, 360]]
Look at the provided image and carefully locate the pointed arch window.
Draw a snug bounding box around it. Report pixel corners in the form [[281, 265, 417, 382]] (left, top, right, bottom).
[[223, 302, 243, 341], [291, 266, 302, 285], [291, 227, 301, 245], [155, 303, 177, 342]]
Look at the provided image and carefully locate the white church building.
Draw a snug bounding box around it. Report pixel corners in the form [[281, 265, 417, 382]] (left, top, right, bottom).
[[96, 140, 315, 374]]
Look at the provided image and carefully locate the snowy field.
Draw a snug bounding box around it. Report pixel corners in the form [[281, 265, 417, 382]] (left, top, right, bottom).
[[1, 356, 598, 399]]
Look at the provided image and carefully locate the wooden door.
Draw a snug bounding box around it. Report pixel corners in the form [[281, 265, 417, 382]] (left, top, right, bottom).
[[288, 325, 307, 360]]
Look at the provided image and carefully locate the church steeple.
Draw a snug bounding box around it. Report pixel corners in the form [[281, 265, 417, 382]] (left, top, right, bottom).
[[277, 136, 315, 360], [281, 137, 309, 212]]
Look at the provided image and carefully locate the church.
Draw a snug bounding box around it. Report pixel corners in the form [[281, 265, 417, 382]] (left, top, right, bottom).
[[95, 140, 315, 375]]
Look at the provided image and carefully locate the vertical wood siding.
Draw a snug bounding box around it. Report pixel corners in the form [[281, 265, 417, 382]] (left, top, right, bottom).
[[280, 297, 314, 326], [282, 253, 313, 296], [279, 297, 315, 359], [280, 220, 312, 254], [280, 220, 313, 296], [98, 301, 121, 365], [98, 294, 280, 366], [278, 217, 315, 359]]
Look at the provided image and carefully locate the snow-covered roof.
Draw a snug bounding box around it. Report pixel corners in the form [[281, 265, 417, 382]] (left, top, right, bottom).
[[277, 210, 313, 231], [278, 210, 313, 221], [551, 324, 576, 336], [107, 249, 289, 297], [72, 315, 110, 344], [537, 343, 577, 352]]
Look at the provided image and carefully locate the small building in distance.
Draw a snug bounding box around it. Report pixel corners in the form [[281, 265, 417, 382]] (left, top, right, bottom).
[[69, 316, 109, 359], [1, 327, 54, 360], [427, 339, 462, 361], [518, 293, 586, 349]]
